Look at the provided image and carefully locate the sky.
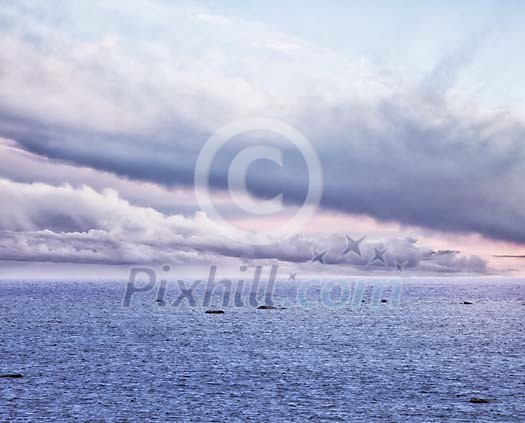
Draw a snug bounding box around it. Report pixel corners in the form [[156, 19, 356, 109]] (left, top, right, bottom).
[[1, 0, 525, 278]]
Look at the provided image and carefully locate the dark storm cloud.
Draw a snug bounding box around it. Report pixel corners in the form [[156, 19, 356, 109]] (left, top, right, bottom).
[[3, 93, 525, 245]]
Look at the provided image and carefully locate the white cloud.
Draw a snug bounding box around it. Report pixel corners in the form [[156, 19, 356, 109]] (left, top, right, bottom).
[[0, 179, 489, 273], [194, 13, 230, 25], [263, 41, 303, 52]]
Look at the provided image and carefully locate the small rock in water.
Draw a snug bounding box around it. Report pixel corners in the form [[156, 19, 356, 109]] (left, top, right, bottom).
[[380, 299, 388, 303], [468, 397, 493, 404], [204, 310, 224, 314], [463, 301, 473, 305], [0, 373, 24, 379], [257, 305, 285, 310]]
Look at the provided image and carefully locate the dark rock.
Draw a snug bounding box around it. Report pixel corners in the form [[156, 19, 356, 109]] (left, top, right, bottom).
[[257, 305, 286, 310], [468, 397, 494, 404], [463, 301, 473, 305], [380, 299, 388, 303], [204, 310, 224, 314], [0, 373, 24, 379]]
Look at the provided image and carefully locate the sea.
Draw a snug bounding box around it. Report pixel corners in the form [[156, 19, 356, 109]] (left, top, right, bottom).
[[0, 277, 524, 422]]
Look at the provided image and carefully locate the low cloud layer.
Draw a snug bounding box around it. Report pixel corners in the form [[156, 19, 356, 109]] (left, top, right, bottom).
[[0, 179, 488, 274]]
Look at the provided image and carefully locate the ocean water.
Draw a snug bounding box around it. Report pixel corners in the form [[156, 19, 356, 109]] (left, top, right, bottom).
[[0, 278, 524, 422]]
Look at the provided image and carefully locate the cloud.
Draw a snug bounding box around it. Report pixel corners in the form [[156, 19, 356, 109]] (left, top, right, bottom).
[[0, 179, 489, 273], [263, 41, 303, 52], [194, 13, 230, 25], [0, 0, 524, 251], [0, 137, 201, 214]]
